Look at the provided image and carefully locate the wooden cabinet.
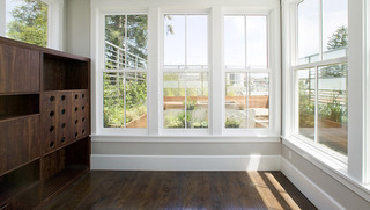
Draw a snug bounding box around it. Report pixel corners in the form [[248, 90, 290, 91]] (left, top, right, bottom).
[[0, 115, 40, 172], [0, 37, 90, 209], [0, 44, 39, 94]]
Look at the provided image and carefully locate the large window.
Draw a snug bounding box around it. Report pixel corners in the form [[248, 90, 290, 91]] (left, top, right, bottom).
[[3, 0, 48, 47], [294, 0, 348, 155], [224, 15, 269, 129], [103, 14, 148, 129], [162, 14, 209, 130]]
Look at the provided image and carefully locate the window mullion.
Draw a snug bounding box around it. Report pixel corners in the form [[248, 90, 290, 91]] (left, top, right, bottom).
[[314, 65, 319, 144], [211, 7, 223, 134], [123, 72, 127, 128], [319, 0, 323, 61]]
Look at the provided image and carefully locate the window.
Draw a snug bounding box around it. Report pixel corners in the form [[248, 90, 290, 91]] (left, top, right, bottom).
[[3, 0, 48, 47], [162, 14, 209, 130], [103, 14, 148, 129], [294, 0, 348, 155], [224, 15, 269, 129]]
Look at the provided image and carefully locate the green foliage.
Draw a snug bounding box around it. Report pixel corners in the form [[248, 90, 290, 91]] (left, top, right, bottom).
[[7, 0, 48, 47], [225, 118, 240, 128], [327, 25, 348, 51], [103, 73, 147, 127]]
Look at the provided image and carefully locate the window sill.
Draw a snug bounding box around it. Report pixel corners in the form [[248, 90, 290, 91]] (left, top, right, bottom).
[[282, 135, 370, 203], [91, 133, 281, 143]]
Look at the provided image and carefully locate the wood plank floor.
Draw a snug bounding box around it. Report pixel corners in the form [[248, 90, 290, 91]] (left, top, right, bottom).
[[45, 171, 318, 210]]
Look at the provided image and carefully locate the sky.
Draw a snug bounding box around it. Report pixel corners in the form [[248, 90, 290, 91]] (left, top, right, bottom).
[[163, 14, 267, 69], [298, 0, 348, 59]]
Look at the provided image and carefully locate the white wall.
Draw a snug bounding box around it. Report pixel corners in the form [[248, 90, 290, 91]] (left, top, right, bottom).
[[66, 0, 90, 57], [65, 0, 282, 172], [282, 144, 370, 210]]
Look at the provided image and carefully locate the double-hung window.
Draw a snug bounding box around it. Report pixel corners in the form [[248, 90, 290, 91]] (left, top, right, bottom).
[[293, 0, 348, 155], [224, 15, 269, 129], [103, 14, 148, 129], [162, 14, 209, 130]]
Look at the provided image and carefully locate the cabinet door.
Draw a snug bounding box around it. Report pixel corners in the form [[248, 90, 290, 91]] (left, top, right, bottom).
[[2, 46, 39, 93], [0, 44, 8, 93], [0, 120, 8, 175], [28, 115, 40, 161]]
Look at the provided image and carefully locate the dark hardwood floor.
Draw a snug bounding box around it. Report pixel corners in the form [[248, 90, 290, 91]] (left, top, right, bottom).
[[45, 171, 318, 210]]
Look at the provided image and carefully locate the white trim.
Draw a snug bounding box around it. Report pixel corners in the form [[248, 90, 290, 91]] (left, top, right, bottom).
[[91, 154, 281, 171], [43, 0, 65, 50], [0, 0, 65, 50], [283, 136, 370, 203], [91, 0, 281, 138], [91, 134, 281, 143], [0, 0, 6, 37], [281, 158, 347, 210]]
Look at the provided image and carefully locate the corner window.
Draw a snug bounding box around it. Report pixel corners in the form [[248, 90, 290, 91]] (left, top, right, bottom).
[[103, 14, 148, 129], [294, 0, 348, 155], [162, 14, 209, 130], [224, 15, 269, 129]]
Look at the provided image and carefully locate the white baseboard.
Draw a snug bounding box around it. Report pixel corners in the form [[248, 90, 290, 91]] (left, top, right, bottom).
[[281, 158, 346, 210], [91, 154, 281, 171]]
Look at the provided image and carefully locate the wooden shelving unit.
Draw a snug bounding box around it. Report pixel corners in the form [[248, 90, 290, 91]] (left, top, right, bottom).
[[0, 37, 90, 210]]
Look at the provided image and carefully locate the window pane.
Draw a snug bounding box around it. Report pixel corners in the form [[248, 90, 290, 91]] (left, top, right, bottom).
[[105, 15, 126, 69], [224, 16, 245, 68], [248, 73, 269, 129], [297, 68, 315, 140], [186, 73, 208, 129], [225, 73, 247, 128], [163, 73, 186, 129], [323, 0, 348, 60], [297, 0, 319, 64], [125, 73, 147, 128], [246, 16, 267, 68], [164, 15, 186, 67], [103, 72, 124, 128], [6, 0, 48, 47], [127, 15, 148, 69], [186, 15, 208, 67], [318, 63, 348, 154]]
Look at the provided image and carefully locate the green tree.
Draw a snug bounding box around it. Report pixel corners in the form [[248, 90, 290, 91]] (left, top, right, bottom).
[[7, 0, 48, 47], [327, 25, 348, 51]]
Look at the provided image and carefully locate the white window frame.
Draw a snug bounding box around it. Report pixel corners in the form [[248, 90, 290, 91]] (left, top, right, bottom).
[[160, 10, 211, 135], [100, 10, 149, 135], [91, 0, 281, 140], [0, 0, 65, 50], [222, 8, 281, 137], [285, 0, 349, 164], [222, 12, 271, 134]]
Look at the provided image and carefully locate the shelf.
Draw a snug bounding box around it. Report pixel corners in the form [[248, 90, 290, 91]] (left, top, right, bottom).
[[0, 113, 40, 122], [43, 166, 88, 201], [43, 54, 89, 91], [43, 89, 89, 93], [0, 160, 39, 206], [0, 94, 39, 121]]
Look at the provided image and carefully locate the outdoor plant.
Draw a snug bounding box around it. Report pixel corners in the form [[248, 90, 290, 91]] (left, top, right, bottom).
[[201, 121, 208, 129], [225, 118, 240, 128], [193, 122, 201, 129]]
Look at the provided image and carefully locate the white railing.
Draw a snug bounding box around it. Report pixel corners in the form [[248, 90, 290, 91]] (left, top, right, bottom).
[[105, 41, 147, 69]]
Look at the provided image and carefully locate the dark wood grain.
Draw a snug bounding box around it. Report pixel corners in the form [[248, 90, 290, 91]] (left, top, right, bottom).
[[0, 36, 91, 210], [6, 46, 39, 93], [44, 171, 318, 210], [0, 44, 8, 93], [43, 54, 89, 91], [0, 94, 39, 120]]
